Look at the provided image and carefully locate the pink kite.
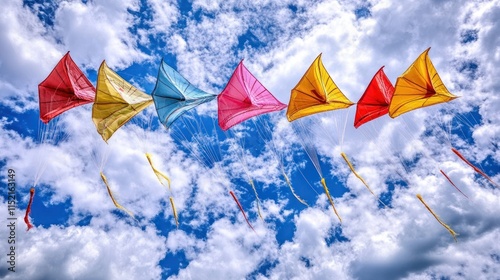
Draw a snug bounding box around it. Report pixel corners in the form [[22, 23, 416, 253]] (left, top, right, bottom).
[[218, 60, 286, 130], [39, 52, 95, 123], [354, 66, 394, 128]]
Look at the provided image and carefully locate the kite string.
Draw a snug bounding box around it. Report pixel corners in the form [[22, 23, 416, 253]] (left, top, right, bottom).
[[251, 115, 311, 206], [340, 107, 351, 149], [172, 111, 259, 231]]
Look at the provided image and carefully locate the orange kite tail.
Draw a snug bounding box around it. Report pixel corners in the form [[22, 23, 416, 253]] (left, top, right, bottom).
[[440, 170, 468, 199], [230, 190, 255, 232], [24, 188, 35, 231], [451, 148, 499, 188]]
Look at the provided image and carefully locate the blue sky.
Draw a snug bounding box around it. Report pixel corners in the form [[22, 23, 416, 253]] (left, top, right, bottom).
[[1, 0, 500, 279]]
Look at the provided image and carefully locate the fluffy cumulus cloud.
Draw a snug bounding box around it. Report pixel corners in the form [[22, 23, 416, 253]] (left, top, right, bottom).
[[0, 215, 166, 279], [1, 0, 499, 279]]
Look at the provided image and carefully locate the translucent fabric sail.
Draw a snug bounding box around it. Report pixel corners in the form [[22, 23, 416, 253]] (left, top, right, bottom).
[[389, 48, 457, 118], [354, 66, 394, 128], [92, 61, 153, 142], [218, 60, 286, 130], [38, 52, 95, 123], [286, 53, 353, 121], [152, 59, 216, 129], [218, 60, 286, 219]]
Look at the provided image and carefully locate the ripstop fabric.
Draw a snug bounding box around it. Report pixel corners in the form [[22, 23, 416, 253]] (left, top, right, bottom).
[[218, 60, 286, 131], [38, 52, 95, 123], [92, 61, 153, 142], [287, 54, 354, 122]]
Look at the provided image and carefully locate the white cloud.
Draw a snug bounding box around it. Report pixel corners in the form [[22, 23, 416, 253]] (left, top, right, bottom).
[[53, 0, 150, 69], [0, 215, 167, 280]]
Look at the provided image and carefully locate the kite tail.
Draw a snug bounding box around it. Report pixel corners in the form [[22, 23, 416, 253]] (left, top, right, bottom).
[[341, 152, 387, 207], [416, 194, 457, 242], [440, 170, 468, 199], [321, 178, 342, 223], [248, 179, 264, 221], [229, 190, 255, 232], [282, 167, 309, 207], [145, 153, 172, 190], [169, 196, 179, 228], [451, 148, 499, 188], [24, 188, 35, 231], [100, 172, 135, 219]]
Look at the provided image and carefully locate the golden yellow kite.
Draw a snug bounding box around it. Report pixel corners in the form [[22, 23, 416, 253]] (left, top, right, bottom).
[[92, 61, 153, 142], [389, 48, 457, 118], [286, 54, 354, 121]]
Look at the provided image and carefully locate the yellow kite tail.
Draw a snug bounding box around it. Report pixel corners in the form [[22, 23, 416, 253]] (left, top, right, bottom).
[[416, 194, 457, 242], [100, 172, 135, 219], [145, 153, 172, 191], [169, 196, 179, 228], [281, 166, 309, 207], [341, 152, 387, 207], [321, 178, 342, 223], [249, 179, 264, 221]]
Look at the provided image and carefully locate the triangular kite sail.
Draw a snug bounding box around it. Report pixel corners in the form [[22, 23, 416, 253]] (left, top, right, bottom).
[[92, 61, 153, 142], [286, 53, 354, 121], [38, 52, 95, 123], [152, 59, 216, 129], [389, 48, 457, 118], [354, 66, 394, 128], [218, 60, 286, 130]]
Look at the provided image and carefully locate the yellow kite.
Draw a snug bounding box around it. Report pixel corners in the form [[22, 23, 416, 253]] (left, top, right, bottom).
[[389, 48, 457, 118], [286, 54, 354, 121], [92, 61, 153, 142], [287, 54, 354, 222]]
